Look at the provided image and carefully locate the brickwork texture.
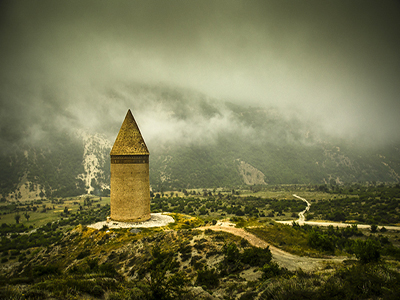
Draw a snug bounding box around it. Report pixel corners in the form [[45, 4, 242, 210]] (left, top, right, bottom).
[[110, 158, 150, 222]]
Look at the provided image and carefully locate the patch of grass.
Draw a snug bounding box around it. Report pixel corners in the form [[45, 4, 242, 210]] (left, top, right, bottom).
[[166, 213, 203, 229], [32, 275, 117, 298]]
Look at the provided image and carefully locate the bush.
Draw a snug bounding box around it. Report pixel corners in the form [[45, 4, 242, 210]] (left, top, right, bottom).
[[224, 242, 240, 264], [99, 263, 118, 276], [76, 250, 90, 260], [32, 264, 61, 277], [196, 267, 219, 289], [261, 262, 281, 279], [241, 246, 272, 267], [353, 239, 381, 264]]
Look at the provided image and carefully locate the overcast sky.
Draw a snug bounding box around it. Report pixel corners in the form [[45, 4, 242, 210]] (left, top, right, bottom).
[[1, 0, 399, 148]]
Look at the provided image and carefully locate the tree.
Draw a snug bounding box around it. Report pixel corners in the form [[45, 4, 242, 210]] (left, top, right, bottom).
[[370, 224, 378, 233], [14, 214, 21, 224], [224, 242, 240, 264], [308, 231, 336, 253], [24, 212, 30, 222]]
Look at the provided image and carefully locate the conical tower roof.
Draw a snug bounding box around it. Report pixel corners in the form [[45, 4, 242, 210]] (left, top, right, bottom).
[[110, 109, 149, 156]]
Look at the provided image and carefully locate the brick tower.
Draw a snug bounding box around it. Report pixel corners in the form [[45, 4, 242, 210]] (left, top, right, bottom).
[[110, 109, 150, 222]]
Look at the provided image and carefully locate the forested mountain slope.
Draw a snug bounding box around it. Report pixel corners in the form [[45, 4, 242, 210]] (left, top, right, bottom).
[[1, 86, 399, 200]]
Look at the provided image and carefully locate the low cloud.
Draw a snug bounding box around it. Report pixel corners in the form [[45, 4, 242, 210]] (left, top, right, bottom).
[[1, 0, 399, 149]]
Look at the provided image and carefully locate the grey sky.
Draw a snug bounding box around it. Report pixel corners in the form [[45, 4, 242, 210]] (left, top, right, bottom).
[[0, 0, 399, 147]]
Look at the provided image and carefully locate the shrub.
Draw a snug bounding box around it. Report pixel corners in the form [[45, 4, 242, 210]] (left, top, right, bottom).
[[32, 264, 61, 277], [224, 242, 240, 264], [99, 263, 118, 276], [261, 262, 281, 279], [241, 246, 272, 267], [353, 239, 381, 264], [308, 231, 336, 253], [196, 267, 220, 289], [76, 250, 90, 260]]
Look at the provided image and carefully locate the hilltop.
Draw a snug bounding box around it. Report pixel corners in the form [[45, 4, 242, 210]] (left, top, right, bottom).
[[1, 211, 400, 299]]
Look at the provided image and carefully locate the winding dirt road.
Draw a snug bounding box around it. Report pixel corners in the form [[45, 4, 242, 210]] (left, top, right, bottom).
[[293, 194, 311, 222], [199, 194, 400, 271], [199, 221, 345, 271]]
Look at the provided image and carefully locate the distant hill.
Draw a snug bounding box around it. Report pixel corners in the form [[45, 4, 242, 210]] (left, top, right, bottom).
[[1, 85, 399, 200]]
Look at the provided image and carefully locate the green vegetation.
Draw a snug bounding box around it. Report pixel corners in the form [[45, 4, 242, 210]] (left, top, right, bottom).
[[1, 185, 400, 298], [247, 221, 400, 261], [152, 184, 400, 226], [1, 224, 400, 299], [151, 193, 306, 221], [0, 225, 281, 299], [0, 199, 110, 255], [258, 263, 400, 300], [0, 196, 110, 228]]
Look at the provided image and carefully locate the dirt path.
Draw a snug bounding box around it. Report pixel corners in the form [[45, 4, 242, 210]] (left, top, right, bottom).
[[293, 194, 311, 222], [199, 221, 345, 271]]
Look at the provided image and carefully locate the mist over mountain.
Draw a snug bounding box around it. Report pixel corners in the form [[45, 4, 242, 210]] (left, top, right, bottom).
[[1, 84, 399, 200]]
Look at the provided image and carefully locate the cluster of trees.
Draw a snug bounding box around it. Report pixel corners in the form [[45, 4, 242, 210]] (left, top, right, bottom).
[[325, 183, 400, 196], [58, 203, 110, 226], [151, 195, 306, 218], [308, 186, 400, 225], [0, 204, 110, 255], [0, 201, 55, 219], [1, 225, 63, 264]]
